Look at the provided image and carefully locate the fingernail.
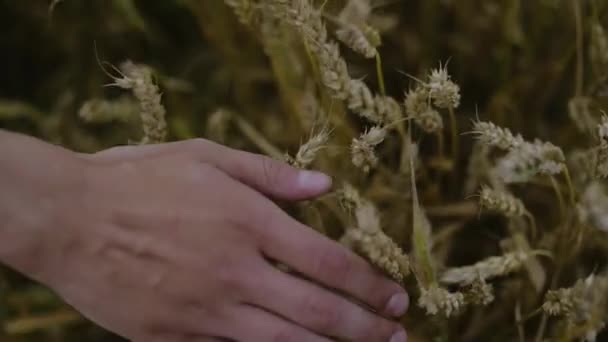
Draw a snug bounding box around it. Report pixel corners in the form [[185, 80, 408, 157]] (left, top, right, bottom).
[[385, 293, 409, 317], [298, 170, 332, 191], [390, 329, 407, 342]]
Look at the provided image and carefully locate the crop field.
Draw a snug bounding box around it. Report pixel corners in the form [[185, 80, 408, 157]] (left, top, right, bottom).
[[1, 1, 607, 341]]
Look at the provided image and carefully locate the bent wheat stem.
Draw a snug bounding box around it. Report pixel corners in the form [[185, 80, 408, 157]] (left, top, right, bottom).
[[549, 176, 565, 217], [233, 115, 284, 159], [375, 53, 386, 96]]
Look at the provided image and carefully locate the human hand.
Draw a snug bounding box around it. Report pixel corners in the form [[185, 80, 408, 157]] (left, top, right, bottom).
[[4, 136, 409, 341]]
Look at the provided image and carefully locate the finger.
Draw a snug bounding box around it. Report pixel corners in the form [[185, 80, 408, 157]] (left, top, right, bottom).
[[248, 266, 406, 342], [223, 304, 331, 342], [186, 139, 332, 200], [90, 139, 333, 200], [257, 207, 409, 318]]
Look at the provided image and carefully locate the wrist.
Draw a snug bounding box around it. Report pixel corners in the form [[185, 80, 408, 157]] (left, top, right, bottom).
[[0, 131, 89, 284]]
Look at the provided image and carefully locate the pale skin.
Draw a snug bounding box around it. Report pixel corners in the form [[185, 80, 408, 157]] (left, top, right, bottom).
[[0, 130, 408, 342]]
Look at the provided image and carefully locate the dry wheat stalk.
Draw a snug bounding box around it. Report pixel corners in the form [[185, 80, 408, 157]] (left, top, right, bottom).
[[440, 251, 530, 286], [341, 228, 410, 283], [335, 0, 380, 59], [404, 66, 461, 134], [463, 276, 495, 306], [542, 274, 608, 340], [425, 64, 461, 109], [495, 139, 566, 183], [339, 185, 410, 283], [107, 61, 167, 144], [418, 284, 466, 317], [404, 86, 445, 133], [288, 124, 331, 168], [351, 125, 386, 172], [471, 120, 524, 150], [479, 186, 527, 218], [335, 24, 378, 58], [471, 120, 566, 182], [404, 86, 430, 118], [268, 0, 401, 125], [415, 108, 444, 133]]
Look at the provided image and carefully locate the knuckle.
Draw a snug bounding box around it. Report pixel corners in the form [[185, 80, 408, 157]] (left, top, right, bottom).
[[315, 246, 354, 283], [260, 155, 288, 187], [302, 295, 342, 332], [186, 162, 219, 184], [187, 138, 211, 151], [214, 256, 247, 293]]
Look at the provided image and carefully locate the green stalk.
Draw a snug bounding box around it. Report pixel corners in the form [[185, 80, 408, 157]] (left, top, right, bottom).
[[375, 53, 386, 96], [409, 122, 436, 287]]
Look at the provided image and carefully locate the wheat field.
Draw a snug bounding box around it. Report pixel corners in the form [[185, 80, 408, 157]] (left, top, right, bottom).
[[1, 1, 607, 341]]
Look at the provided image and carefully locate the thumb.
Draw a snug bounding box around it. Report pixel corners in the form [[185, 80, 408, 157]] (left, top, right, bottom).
[[194, 140, 333, 201]]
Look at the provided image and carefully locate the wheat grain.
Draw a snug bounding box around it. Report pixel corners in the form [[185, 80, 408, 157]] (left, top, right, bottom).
[[415, 108, 444, 133], [269, 0, 401, 125], [425, 64, 461, 109], [109, 61, 167, 144], [479, 186, 527, 218], [336, 24, 377, 58], [441, 251, 530, 286], [404, 87, 430, 118], [341, 228, 410, 283], [335, 0, 380, 58], [542, 274, 608, 328], [471, 120, 524, 150], [418, 284, 465, 317], [339, 185, 410, 283], [289, 124, 330, 168], [351, 125, 386, 172], [495, 140, 565, 183], [463, 276, 495, 306]]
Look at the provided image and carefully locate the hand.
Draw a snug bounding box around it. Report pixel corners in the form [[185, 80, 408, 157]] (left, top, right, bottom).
[[5, 137, 409, 341]]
